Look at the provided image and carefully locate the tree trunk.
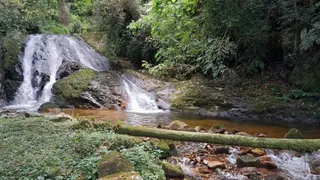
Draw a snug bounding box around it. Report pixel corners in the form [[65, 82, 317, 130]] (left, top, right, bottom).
[[59, 0, 69, 26], [115, 125, 320, 151]]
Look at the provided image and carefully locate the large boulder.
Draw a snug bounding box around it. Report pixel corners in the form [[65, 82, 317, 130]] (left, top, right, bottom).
[[97, 151, 135, 178], [53, 69, 124, 109]]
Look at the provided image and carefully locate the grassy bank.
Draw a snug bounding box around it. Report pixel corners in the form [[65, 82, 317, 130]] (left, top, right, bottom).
[[0, 116, 164, 179]]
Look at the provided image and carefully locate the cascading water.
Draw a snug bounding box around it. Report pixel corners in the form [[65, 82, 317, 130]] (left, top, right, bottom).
[[122, 77, 165, 113], [6, 34, 109, 110]]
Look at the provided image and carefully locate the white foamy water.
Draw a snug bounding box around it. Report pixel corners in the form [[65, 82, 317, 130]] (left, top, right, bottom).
[[266, 150, 320, 180], [226, 148, 320, 180], [5, 34, 109, 111], [122, 77, 165, 113]]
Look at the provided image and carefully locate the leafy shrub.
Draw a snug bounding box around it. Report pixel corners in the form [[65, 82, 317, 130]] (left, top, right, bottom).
[[40, 21, 70, 34], [93, 0, 141, 56], [121, 144, 166, 180], [2, 30, 25, 69]]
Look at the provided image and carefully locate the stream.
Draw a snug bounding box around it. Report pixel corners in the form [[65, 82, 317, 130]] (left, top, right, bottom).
[[62, 109, 320, 139]]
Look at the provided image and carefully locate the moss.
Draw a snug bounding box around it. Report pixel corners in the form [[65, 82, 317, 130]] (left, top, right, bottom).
[[53, 68, 97, 103], [99, 171, 142, 180], [38, 102, 60, 112], [284, 128, 304, 139], [97, 151, 135, 178], [151, 140, 171, 159], [160, 161, 184, 178], [171, 79, 227, 111]]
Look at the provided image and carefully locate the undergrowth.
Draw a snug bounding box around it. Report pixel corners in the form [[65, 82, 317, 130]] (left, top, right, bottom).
[[0, 117, 140, 179]]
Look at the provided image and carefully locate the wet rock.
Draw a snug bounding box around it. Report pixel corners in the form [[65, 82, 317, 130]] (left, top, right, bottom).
[[264, 174, 286, 180], [160, 161, 184, 178], [197, 167, 212, 174], [247, 174, 262, 180], [249, 149, 266, 157], [207, 161, 226, 170], [310, 159, 320, 174], [97, 151, 135, 178], [236, 154, 261, 167], [283, 128, 304, 139], [38, 102, 60, 112], [209, 125, 226, 134], [236, 132, 252, 137], [240, 167, 259, 176], [257, 133, 267, 138], [214, 146, 230, 154], [98, 171, 142, 180], [47, 113, 76, 122], [258, 156, 277, 169], [194, 126, 205, 132], [168, 120, 188, 130]]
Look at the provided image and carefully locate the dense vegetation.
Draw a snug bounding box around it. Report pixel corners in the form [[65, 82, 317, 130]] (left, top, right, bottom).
[[0, 116, 166, 179], [0, 0, 319, 92]]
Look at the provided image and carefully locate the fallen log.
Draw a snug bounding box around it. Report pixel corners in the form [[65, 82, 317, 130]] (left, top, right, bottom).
[[115, 125, 320, 151]]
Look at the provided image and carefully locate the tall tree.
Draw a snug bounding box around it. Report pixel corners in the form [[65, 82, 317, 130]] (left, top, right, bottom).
[[59, 0, 69, 25]]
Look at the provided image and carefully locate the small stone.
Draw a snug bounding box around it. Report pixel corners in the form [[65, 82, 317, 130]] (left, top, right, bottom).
[[236, 154, 261, 167], [236, 132, 252, 137], [215, 146, 230, 154], [207, 161, 226, 170], [196, 156, 202, 163], [259, 155, 277, 169], [168, 120, 188, 130], [264, 174, 285, 180], [249, 149, 266, 157], [240, 167, 258, 175], [310, 159, 320, 174], [197, 167, 212, 174], [98, 171, 143, 180], [257, 133, 267, 138], [283, 128, 304, 139], [194, 126, 205, 132], [161, 161, 184, 178]]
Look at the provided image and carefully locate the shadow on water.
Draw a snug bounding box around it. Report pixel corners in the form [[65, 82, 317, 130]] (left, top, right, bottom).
[[62, 109, 320, 139]]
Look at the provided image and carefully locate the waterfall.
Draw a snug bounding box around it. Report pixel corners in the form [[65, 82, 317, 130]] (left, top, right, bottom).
[[122, 77, 165, 113], [6, 34, 109, 110]]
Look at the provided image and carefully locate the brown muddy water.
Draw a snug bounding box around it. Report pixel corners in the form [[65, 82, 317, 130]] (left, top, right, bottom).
[[62, 109, 320, 139]]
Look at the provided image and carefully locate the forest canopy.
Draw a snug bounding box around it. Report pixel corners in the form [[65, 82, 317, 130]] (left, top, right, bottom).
[[0, 0, 319, 91]]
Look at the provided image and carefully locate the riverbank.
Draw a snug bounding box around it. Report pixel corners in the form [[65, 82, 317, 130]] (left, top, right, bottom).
[[1, 111, 319, 179]]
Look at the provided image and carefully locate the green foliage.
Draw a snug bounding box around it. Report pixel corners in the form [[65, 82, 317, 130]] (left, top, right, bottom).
[[40, 21, 70, 34], [93, 0, 141, 56], [2, 30, 25, 69], [121, 144, 166, 180]]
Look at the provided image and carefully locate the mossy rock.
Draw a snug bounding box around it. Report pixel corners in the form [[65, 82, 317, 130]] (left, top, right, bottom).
[[283, 128, 304, 139], [170, 78, 230, 111], [168, 120, 188, 130], [53, 68, 97, 106], [38, 102, 60, 112], [98, 171, 143, 180], [97, 151, 135, 178], [151, 140, 171, 159], [160, 161, 184, 178]]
